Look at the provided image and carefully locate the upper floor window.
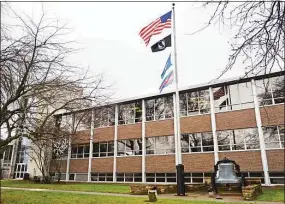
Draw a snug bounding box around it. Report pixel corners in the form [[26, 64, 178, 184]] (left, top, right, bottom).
[[119, 101, 142, 125], [94, 106, 115, 128], [263, 125, 284, 149], [93, 142, 114, 157], [180, 89, 210, 116], [71, 144, 89, 159], [145, 95, 173, 121], [213, 82, 254, 112], [117, 139, 142, 156], [74, 111, 92, 131], [217, 128, 259, 151], [57, 114, 73, 132], [2, 145, 13, 163], [181, 132, 214, 153], [146, 135, 175, 155], [256, 75, 284, 106]]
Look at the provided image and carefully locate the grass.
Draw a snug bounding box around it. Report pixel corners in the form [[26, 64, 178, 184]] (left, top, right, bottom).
[[256, 187, 284, 202], [1, 180, 129, 194], [1, 190, 238, 204]]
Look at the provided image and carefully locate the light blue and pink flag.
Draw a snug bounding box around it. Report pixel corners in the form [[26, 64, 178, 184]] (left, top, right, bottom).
[[159, 70, 174, 92]]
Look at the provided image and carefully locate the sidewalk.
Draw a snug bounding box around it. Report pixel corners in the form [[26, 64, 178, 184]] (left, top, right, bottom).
[[1, 186, 283, 204]]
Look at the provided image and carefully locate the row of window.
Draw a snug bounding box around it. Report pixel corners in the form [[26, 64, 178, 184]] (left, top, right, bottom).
[[54, 171, 284, 184], [68, 126, 284, 159], [57, 75, 284, 130]]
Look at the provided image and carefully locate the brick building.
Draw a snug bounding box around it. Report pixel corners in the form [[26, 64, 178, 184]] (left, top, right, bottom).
[[3, 71, 283, 185]]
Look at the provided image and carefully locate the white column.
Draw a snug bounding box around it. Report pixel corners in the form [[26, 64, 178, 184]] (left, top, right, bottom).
[[173, 93, 179, 165], [8, 141, 17, 178], [251, 79, 270, 185], [66, 114, 74, 181], [113, 104, 118, 182], [142, 99, 146, 183], [209, 87, 219, 164], [88, 109, 94, 182]]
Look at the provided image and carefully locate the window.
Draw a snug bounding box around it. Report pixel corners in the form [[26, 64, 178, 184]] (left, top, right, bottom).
[[75, 173, 88, 182], [146, 136, 175, 155], [94, 106, 115, 128], [263, 125, 284, 149], [145, 95, 173, 121], [242, 172, 265, 184], [54, 173, 66, 181], [74, 111, 92, 131], [116, 173, 142, 182], [119, 101, 142, 125], [58, 114, 73, 132], [93, 142, 114, 157], [117, 139, 142, 156], [181, 132, 214, 153], [91, 173, 113, 182], [71, 144, 89, 158], [180, 89, 210, 116], [146, 173, 176, 183], [3, 145, 13, 164], [256, 75, 284, 106], [214, 82, 254, 112], [217, 128, 259, 151], [269, 172, 284, 184]]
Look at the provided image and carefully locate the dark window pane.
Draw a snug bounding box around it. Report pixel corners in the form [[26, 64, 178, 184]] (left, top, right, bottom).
[[156, 177, 165, 182], [192, 178, 203, 183], [146, 178, 155, 182]]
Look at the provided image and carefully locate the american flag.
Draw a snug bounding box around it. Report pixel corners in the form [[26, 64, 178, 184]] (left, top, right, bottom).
[[139, 11, 172, 46]]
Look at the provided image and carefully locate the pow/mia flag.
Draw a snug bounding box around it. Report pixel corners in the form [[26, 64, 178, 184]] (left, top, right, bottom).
[[151, 34, 171, 52]]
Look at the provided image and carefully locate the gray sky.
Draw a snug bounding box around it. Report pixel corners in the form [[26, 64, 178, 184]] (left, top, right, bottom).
[[7, 2, 260, 100]]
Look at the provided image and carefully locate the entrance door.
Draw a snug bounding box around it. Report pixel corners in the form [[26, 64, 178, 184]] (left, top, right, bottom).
[[14, 163, 27, 179]]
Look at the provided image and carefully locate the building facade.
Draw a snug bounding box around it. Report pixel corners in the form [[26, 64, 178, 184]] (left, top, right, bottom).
[[2, 71, 284, 185]]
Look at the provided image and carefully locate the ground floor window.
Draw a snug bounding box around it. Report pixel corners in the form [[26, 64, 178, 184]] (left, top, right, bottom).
[[146, 173, 176, 183], [184, 172, 211, 183], [91, 172, 113, 182], [269, 172, 284, 184], [54, 173, 66, 181], [241, 172, 265, 184], [116, 173, 142, 182]]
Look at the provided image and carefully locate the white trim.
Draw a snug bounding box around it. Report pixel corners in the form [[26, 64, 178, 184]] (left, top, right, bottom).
[[209, 87, 219, 164], [87, 109, 94, 182], [113, 104, 118, 182], [252, 79, 270, 186], [173, 93, 179, 165], [66, 114, 74, 181], [142, 99, 146, 183]]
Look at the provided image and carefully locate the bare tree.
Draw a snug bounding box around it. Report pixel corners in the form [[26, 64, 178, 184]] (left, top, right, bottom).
[[0, 4, 112, 150], [191, 1, 284, 78]]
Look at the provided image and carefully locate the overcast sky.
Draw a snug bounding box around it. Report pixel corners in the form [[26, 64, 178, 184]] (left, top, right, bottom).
[[6, 2, 264, 100]]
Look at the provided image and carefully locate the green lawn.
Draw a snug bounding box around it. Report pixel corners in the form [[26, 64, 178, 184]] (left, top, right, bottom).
[[1, 180, 129, 194], [1, 190, 237, 204], [256, 188, 284, 202]]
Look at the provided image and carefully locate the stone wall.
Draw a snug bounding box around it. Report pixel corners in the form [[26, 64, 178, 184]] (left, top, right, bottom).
[[242, 184, 262, 201]]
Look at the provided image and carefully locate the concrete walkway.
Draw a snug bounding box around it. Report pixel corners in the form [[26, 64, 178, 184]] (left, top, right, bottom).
[[1, 187, 283, 204]]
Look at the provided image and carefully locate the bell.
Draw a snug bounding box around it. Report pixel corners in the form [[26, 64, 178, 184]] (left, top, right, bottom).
[[215, 163, 241, 184]]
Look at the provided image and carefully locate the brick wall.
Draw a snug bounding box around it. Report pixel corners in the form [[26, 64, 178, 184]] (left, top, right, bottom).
[[91, 158, 113, 172], [50, 159, 67, 173], [118, 123, 142, 140], [216, 109, 257, 131], [266, 150, 284, 171], [72, 130, 90, 144], [117, 156, 142, 173], [219, 151, 263, 171], [145, 155, 176, 172], [183, 153, 215, 172], [146, 119, 174, 137], [260, 105, 285, 126], [94, 127, 114, 142], [69, 159, 89, 173], [181, 115, 212, 134]]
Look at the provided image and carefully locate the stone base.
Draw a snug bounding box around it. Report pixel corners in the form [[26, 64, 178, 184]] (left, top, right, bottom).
[[129, 183, 209, 195], [242, 184, 262, 201]]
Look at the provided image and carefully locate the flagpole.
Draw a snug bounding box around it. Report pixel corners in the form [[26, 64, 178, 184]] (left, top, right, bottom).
[[172, 3, 185, 196], [172, 3, 182, 165]]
